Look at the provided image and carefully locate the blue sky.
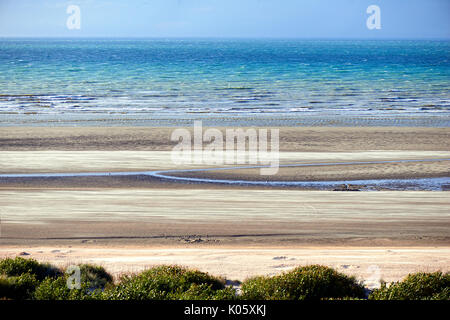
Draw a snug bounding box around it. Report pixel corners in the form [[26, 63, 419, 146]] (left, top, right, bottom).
[[0, 0, 449, 38]]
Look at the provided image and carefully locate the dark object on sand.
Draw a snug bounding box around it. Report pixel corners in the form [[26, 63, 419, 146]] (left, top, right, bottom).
[[333, 184, 360, 191]]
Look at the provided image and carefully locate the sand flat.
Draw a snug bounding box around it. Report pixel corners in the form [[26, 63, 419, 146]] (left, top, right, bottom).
[[1, 150, 449, 174], [1, 189, 449, 243], [1, 126, 449, 152], [1, 189, 450, 222], [1, 126, 449, 284]]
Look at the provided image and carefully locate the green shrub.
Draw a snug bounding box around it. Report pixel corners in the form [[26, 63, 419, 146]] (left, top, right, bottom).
[[239, 276, 273, 299], [0, 257, 61, 280], [33, 276, 102, 300], [103, 265, 231, 300], [77, 264, 113, 289], [369, 272, 450, 300], [240, 265, 365, 300], [0, 273, 39, 300], [32, 264, 113, 300], [175, 284, 237, 300]]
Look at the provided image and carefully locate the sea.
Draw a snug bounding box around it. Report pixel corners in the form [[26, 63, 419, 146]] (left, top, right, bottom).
[[0, 38, 449, 127]]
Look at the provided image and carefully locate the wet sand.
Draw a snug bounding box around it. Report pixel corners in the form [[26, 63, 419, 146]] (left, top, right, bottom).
[[1, 188, 449, 238], [1, 126, 449, 152]]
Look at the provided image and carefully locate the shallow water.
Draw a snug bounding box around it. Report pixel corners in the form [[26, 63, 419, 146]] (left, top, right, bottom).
[[1, 159, 449, 191], [0, 39, 449, 126]]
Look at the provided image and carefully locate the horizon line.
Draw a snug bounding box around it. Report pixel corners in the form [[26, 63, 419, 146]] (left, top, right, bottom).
[[1, 36, 450, 41]]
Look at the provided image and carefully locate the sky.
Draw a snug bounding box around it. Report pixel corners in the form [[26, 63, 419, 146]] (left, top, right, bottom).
[[0, 0, 449, 39]]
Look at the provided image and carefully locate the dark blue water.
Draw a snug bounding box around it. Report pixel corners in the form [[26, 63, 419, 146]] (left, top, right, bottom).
[[0, 39, 449, 126]]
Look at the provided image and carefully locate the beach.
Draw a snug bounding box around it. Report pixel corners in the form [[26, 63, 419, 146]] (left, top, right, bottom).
[[1, 126, 449, 283]]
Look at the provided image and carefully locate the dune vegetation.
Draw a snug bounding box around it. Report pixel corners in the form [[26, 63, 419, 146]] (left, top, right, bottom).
[[0, 257, 448, 301]]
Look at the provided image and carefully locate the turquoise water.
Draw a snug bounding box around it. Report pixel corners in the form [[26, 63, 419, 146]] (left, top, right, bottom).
[[0, 39, 449, 126]]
